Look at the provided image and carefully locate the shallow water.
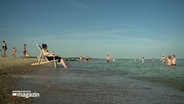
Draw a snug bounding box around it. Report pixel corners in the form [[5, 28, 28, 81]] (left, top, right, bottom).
[[13, 59, 184, 104]]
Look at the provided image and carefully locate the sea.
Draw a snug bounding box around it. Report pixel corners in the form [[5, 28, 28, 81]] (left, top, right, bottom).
[[14, 59, 184, 104]]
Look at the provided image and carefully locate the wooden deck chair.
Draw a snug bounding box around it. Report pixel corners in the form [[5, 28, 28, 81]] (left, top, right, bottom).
[[33, 43, 58, 68]]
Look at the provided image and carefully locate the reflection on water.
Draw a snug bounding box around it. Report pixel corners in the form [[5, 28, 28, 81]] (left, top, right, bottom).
[[13, 59, 184, 104]]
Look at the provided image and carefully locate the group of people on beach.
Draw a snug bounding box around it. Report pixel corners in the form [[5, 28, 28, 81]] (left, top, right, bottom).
[[1, 41, 28, 58], [161, 54, 176, 66], [1, 41, 67, 68]]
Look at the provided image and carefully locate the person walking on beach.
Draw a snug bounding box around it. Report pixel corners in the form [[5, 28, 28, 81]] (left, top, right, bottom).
[[42, 44, 67, 68], [171, 54, 176, 66], [22, 44, 27, 57], [167, 55, 172, 66], [160, 54, 166, 64], [2, 41, 7, 58], [12, 47, 17, 57], [106, 54, 110, 63]]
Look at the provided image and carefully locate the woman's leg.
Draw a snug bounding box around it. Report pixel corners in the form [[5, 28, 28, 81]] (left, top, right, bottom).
[[4, 50, 6, 57], [60, 58, 67, 68]]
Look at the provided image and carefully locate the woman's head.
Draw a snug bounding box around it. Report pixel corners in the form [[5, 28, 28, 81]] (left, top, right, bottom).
[[168, 55, 171, 59], [42, 44, 47, 49], [172, 54, 175, 58]]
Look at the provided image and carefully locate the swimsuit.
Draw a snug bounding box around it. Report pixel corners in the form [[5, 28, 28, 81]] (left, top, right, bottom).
[[12, 51, 16, 55], [46, 56, 62, 62]]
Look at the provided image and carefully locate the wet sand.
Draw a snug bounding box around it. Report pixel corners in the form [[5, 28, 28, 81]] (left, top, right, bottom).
[[0, 58, 46, 104], [11, 62, 184, 104]]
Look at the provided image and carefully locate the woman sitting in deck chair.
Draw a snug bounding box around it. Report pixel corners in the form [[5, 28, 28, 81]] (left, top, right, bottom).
[[42, 44, 67, 68]]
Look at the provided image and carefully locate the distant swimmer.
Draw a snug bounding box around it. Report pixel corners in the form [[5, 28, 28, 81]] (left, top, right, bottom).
[[106, 54, 110, 63], [112, 59, 115, 62], [84, 56, 90, 62], [141, 57, 144, 63], [160, 54, 166, 64], [171, 54, 176, 66], [150, 58, 155, 62], [79, 56, 83, 62]]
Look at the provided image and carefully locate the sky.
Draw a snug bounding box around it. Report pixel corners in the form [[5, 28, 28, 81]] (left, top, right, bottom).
[[0, 0, 184, 59]]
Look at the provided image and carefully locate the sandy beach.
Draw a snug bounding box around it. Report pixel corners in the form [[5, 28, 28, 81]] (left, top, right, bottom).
[[0, 58, 46, 104], [1, 0, 184, 103]]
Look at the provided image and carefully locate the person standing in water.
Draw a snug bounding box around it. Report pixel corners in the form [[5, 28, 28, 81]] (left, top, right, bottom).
[[79, 56, 83, 62], [106, 54, 110, 63], [167, 55, 172, 66], [134, 59, 137, 62], [84, 56, 90, 62], [141, 57, 144, 63], [171, 54, 176, 66], [160, 54, 166, 64]]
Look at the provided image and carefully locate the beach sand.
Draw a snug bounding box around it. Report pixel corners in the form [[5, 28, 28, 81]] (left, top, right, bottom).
[[0, 58, 46, 104]]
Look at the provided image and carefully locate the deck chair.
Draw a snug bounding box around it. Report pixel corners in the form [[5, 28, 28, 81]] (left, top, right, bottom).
[[34, 43, 58, 68]]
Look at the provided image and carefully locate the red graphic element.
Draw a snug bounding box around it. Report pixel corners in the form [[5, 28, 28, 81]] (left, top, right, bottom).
[[12, 96, 17, 99]]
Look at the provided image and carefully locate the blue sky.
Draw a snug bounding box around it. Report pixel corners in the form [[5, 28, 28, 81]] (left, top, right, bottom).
[[0, 0, 184, 59]]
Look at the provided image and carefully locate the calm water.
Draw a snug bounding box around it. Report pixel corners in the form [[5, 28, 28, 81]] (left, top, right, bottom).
[[67, 59, 184, 90], [14, 59, 184, 104]]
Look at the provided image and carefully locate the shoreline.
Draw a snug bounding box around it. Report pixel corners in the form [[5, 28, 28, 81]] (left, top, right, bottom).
[[0, 58, 44, 75]]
